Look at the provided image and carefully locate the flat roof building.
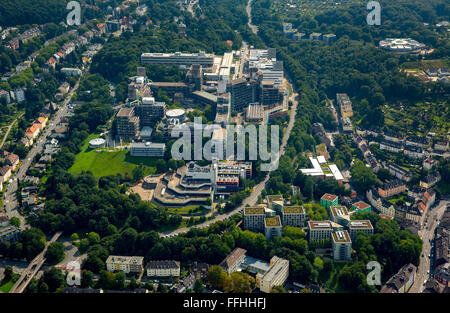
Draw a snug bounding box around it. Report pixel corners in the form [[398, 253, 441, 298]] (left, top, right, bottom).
[[348, 220, 374, 241], [331, 230, 352, 261], [141, 51, 215, 67], [243, 207, 265, 232], [256, 256, 289, 293], [281, 206, 306, 227], [308, 220, 332, 243], [329, 206, 350, 226], [320, 193, 338, 209], [264, 216, 282, 240], [130, 142, 165, 157]]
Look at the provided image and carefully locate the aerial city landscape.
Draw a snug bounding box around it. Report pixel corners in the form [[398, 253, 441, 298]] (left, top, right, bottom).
[[0, 0, 448, 302]]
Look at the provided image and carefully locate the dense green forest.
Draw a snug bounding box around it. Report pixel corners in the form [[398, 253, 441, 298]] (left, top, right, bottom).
[[0, 0, 104, 27], [0, 0, 68, 27]]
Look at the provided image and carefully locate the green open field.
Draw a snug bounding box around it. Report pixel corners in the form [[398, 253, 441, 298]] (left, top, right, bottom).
[[167, 205, 209, 215], [69, 134, 157, 177]]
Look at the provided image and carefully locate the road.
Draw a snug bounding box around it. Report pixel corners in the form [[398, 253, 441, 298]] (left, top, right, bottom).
[[246, 0, 258, 34], [409, 200, 448, 293], [3, 79, 81, 229], [9, 231, 62, 293]]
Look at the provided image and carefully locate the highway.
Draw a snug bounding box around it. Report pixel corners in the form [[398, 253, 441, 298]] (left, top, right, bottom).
[[9, 231, 62, 293], [409, 200, 448, 293]]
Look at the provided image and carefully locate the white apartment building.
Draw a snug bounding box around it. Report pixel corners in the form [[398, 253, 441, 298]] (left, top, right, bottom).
[[243, 207, 265, 232], [141, 51, 215, 67], [329, 206, 350, 226], [331, 230, 352, 261], [308, 220, 332, 243], [256, 256, 289, 293], [264, 216, 282, 240], [106, 255, 144, 274], [348, 220, 374, 241], [281, 206, 306, 227]]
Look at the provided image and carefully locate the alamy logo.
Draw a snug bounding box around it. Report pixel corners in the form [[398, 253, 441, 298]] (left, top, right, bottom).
[[366, 261, 381, 285], [171, 117, 280, 171], [66, 1, 81, 26], [367, 1, 381, 26]]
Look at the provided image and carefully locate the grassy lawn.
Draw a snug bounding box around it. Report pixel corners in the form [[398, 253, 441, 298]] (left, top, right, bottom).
[[167, 205, 209, 215], [0, 274, 19, 293], [69, 134, 157, 177]]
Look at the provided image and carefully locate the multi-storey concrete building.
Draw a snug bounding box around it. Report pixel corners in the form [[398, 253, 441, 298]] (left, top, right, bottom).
[[141, 51, 215, 67], [266, 195, 284, 212], [331, 230, 352, 261], [381, 263, 416, 293], [256, 256, 289, 293], [308, 220, 332, 243], [329, 206, 350, 226], [264, 216, 282, 240], [243, 207, 265, 232], [351, 201, 371, 213], [281, 206, 305, 227], [116, 107, 140, 139], [336, 93, 353, 117], [348, 220, 374, 241], [378, 180, 407, 198]]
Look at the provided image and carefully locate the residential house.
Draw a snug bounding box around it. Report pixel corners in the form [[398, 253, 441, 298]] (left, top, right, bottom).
[[380, 263, 416, 293], [146, 260, 180, 278], [420, 172, 441, 189], [0, 165, 12, 183], [106, 255, 144, 274]]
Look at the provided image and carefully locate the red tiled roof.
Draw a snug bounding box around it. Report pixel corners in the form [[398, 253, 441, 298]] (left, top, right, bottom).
[[26, 123, 40, 134], [353, 201, 370, 210], [321, 193, 338, 202]]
